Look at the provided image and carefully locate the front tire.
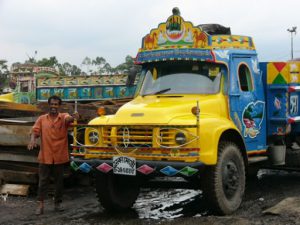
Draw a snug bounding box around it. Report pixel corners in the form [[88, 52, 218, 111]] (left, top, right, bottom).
[[94, 172, 140, 211], [202, 141, 245, 215]]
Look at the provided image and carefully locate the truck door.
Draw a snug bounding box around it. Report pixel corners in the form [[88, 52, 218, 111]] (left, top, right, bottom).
[[229, 56, 267, 152]]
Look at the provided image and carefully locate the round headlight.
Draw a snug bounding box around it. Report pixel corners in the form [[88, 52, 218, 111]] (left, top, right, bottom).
[[88, 131, 99, 144], [175, 132, 186, 145]]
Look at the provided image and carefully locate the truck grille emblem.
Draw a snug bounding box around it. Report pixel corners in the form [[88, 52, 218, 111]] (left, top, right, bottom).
[[122, 127, 130, 148]]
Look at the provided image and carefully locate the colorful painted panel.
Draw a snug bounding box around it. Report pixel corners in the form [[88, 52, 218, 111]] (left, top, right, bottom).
[[266, 61, 300, 85], [53, 88, 65, 99], [68, 88, 78, 99], [242, 101, 265, 138], [13, 92, 36, 104], [136, 48, 214, 63], [116, 87, 129, 98], [267, 62, 288, 85], [140, 10, 207, 51], [78, 87, 92, 99], [94, 87, 103, 98], [140, 10, 255, 53], [36, 74, 138, 101], [288, 62, 300, 83], [103, 87, 115, 98], [50, 77, 65, 86], [211, 35, 254, 49], [66, 77, 78, 85], [38, 78, 51, 86], [38, 89, 51, 100], [78, 77, 91, 85], [36, 85, 137, 101]]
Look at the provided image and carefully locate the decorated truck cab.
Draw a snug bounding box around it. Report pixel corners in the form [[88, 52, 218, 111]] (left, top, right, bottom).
[[71, 8, 300, 215]]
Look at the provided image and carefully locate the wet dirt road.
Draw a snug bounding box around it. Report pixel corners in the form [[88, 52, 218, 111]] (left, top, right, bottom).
[[1, 169, 300, 225]]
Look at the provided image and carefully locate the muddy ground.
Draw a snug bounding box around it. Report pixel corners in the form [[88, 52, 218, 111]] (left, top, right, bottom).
[[1, 169, 300, 225]]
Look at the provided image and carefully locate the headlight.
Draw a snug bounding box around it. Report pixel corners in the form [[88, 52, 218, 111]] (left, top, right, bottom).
[[88, 131, 99, 144], [175, 132, 186, 145]]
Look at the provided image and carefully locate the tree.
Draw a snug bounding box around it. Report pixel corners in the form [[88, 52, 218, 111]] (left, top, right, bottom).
[[62, 62, 72, 75], [114, 55, 140, 74], [92, 57, 113, 75], [70, 65, 81, 76], [37, 56, 59, 67], [82, 57, 92, 74], [56, 62, 82, 76], [102, 63, 112, 74], [0, 60, 9, 89]]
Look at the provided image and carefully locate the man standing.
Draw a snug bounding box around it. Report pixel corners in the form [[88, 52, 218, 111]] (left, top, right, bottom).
[[28, 95, 79, 215]]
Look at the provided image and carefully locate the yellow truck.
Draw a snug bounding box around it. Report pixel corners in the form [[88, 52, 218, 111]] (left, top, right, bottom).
[[71, 8, 300, 215]]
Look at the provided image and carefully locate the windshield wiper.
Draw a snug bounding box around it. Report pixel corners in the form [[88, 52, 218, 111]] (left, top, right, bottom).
[[142, 88, 171, 97]]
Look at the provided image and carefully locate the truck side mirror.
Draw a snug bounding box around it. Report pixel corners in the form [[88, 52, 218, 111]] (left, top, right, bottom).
[[126, 68, 137, 87]]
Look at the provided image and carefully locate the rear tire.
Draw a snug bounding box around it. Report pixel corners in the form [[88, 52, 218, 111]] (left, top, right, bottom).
[[94, 172, 140, 211], [285, 148, 300, 167], [202, 141, 245, 215]]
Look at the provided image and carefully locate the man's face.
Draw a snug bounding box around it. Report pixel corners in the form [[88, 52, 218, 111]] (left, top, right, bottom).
[[49, 99, 60, 115]]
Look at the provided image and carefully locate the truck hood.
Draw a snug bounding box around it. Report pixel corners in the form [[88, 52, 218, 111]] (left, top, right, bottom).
[[105, 94, 228, 125]]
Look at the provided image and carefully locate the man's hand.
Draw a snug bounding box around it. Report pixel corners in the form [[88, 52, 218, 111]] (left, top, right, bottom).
[[66, 112, 80, 123], [28, 140, 38, 150], [72, 112, 80, 120]]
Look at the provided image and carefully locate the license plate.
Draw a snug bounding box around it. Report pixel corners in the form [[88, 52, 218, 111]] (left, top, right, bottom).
[[113, 156, 136, 176]]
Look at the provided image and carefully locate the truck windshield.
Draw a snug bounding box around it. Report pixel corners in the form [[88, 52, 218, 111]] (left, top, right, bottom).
[[140, 61, 223, 96]]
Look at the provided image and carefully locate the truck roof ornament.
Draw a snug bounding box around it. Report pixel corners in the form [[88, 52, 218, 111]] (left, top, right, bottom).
[[135, 8, 255, 64], [172, 7, 180, 16]]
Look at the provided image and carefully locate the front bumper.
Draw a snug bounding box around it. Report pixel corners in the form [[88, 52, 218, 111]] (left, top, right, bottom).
[[70, 157, 205, 177]]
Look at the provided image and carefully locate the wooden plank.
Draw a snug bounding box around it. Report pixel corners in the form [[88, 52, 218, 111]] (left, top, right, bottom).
[[0, 124, 32, 146], [0, 183, 30, 196], [0, 169, 38, 184], [0, 152, 37, 163]]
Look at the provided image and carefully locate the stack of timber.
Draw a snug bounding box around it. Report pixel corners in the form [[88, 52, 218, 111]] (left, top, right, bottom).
[[0, 117, 39, 184]]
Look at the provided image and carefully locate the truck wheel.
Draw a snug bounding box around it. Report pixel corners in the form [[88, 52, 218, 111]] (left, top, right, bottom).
[[94, 172, 140, 211], [285, 148, 300, 167], [202, 142, 245, 215]]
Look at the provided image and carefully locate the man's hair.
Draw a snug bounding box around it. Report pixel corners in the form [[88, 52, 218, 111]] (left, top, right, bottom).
[[48, 95, 62, 105]]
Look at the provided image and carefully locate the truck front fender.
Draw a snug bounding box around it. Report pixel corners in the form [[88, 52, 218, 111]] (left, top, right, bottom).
[[199, 117, 243, 165]]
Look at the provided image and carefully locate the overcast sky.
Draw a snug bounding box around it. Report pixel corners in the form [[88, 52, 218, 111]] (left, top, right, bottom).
[[0, 0, 299, 69]]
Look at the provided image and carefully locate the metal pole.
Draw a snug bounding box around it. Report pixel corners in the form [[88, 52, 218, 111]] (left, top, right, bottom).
[[291, 32, 293, 60], [287, 27, 297, 60]]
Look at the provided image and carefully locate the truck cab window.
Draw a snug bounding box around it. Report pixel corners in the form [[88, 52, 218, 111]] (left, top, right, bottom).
[[140, 61, 223, 96], [238, 64, 253, 92]]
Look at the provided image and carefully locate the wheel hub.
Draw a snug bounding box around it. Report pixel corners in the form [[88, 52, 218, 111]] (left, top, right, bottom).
[[222, 161, 239, 198]]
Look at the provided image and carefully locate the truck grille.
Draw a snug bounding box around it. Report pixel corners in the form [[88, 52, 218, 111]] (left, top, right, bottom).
[[102, 126, 175, 148]]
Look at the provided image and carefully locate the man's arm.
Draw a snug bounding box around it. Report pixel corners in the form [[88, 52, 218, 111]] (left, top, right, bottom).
[[28, 133, 39, 150], [65, 112, 80, 124], [28, 117, 41, 150]]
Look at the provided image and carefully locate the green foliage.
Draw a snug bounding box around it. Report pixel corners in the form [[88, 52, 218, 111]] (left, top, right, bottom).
[[7, 55, 140, 78], [114, 55, 141, 75], [37, 56, 59, 67], [0, 60, 9, 88]]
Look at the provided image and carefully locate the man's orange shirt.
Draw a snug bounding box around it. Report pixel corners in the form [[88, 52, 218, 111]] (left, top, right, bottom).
[[32, 113, 71, 164]]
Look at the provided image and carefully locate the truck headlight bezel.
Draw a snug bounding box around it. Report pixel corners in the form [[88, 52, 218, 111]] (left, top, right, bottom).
[[88, 130, 99, 144], [175, 132, 187, 145]]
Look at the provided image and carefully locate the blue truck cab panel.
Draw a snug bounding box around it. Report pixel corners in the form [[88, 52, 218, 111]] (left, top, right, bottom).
[[261, 61, 300, 141], [228, 53, 267, 153]]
